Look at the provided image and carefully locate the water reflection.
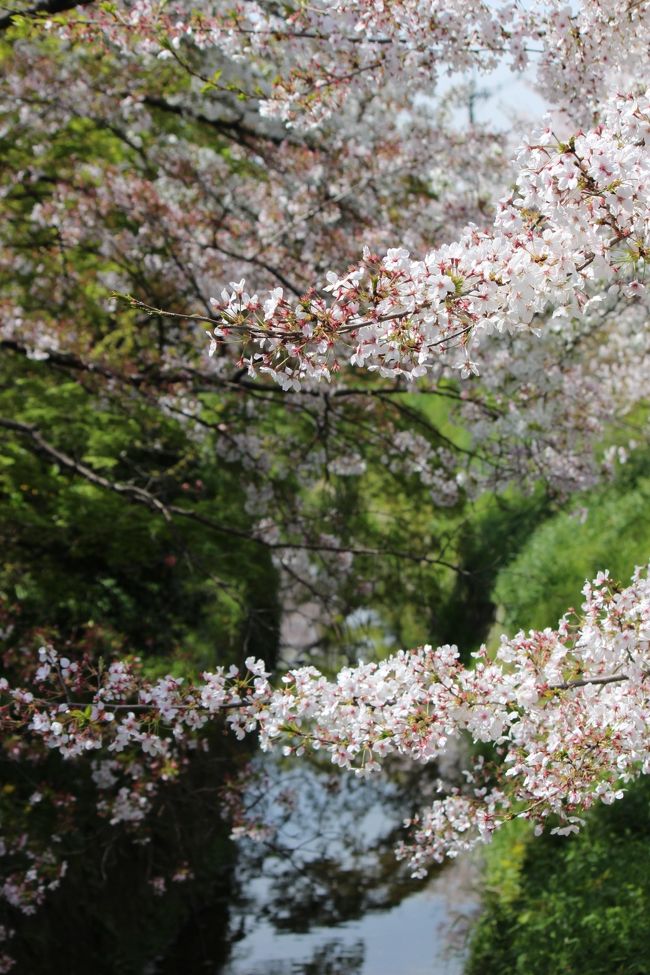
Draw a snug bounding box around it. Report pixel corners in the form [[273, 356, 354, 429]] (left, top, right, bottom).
[[222, 755, 479, 975], [7, 737, 477, 974], [233, 940, 366, 975]]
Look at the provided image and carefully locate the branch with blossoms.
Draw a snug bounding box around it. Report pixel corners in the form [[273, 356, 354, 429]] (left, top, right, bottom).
[[4, 566, 650, 876], [43, 1, 650, 125], [128, 89, 650, 389]]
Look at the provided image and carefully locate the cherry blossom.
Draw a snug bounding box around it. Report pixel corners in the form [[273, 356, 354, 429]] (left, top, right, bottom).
[[5, 567, 650, 881], [203, 89, 650, 387]]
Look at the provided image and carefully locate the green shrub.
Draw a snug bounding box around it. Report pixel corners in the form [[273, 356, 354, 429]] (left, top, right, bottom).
[[467, 778, 650, 975], [493, 478, 650, 633]]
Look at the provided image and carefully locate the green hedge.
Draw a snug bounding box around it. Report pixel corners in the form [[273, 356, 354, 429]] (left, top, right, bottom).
[[466, 778, 650, 975]]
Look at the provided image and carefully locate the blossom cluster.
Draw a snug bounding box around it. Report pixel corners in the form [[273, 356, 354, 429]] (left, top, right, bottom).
[[55, 1, 650, 125], [205, 88, 650, 386], [4, 568, 650, 878]]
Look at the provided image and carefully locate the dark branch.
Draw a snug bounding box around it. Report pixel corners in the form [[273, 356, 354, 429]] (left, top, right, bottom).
[[0, 416, 464, 571]]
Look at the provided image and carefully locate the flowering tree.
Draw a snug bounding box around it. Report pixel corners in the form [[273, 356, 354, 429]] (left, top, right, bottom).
[[2, 0, 650, 968]]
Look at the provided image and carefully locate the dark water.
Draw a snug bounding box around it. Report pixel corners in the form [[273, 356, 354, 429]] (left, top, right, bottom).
[[7, 747, 479, 975]]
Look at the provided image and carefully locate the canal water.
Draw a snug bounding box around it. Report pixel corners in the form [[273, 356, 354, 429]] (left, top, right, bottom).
[[8, 732, 481, 975], [220, 756, 481, 975], [223, 855, 479, 975]]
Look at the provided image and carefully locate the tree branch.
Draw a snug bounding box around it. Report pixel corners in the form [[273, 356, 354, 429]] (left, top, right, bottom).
[[0, 416, 464, 571], [550, 672, 634, 691]]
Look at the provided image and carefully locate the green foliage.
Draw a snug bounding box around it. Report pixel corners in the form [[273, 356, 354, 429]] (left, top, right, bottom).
[[0, 354, 280, 671], [436, 487, 550, 653], [467, 778, 650, 975], [466, 457, 650, 975], [493, 475, 650, 633]]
